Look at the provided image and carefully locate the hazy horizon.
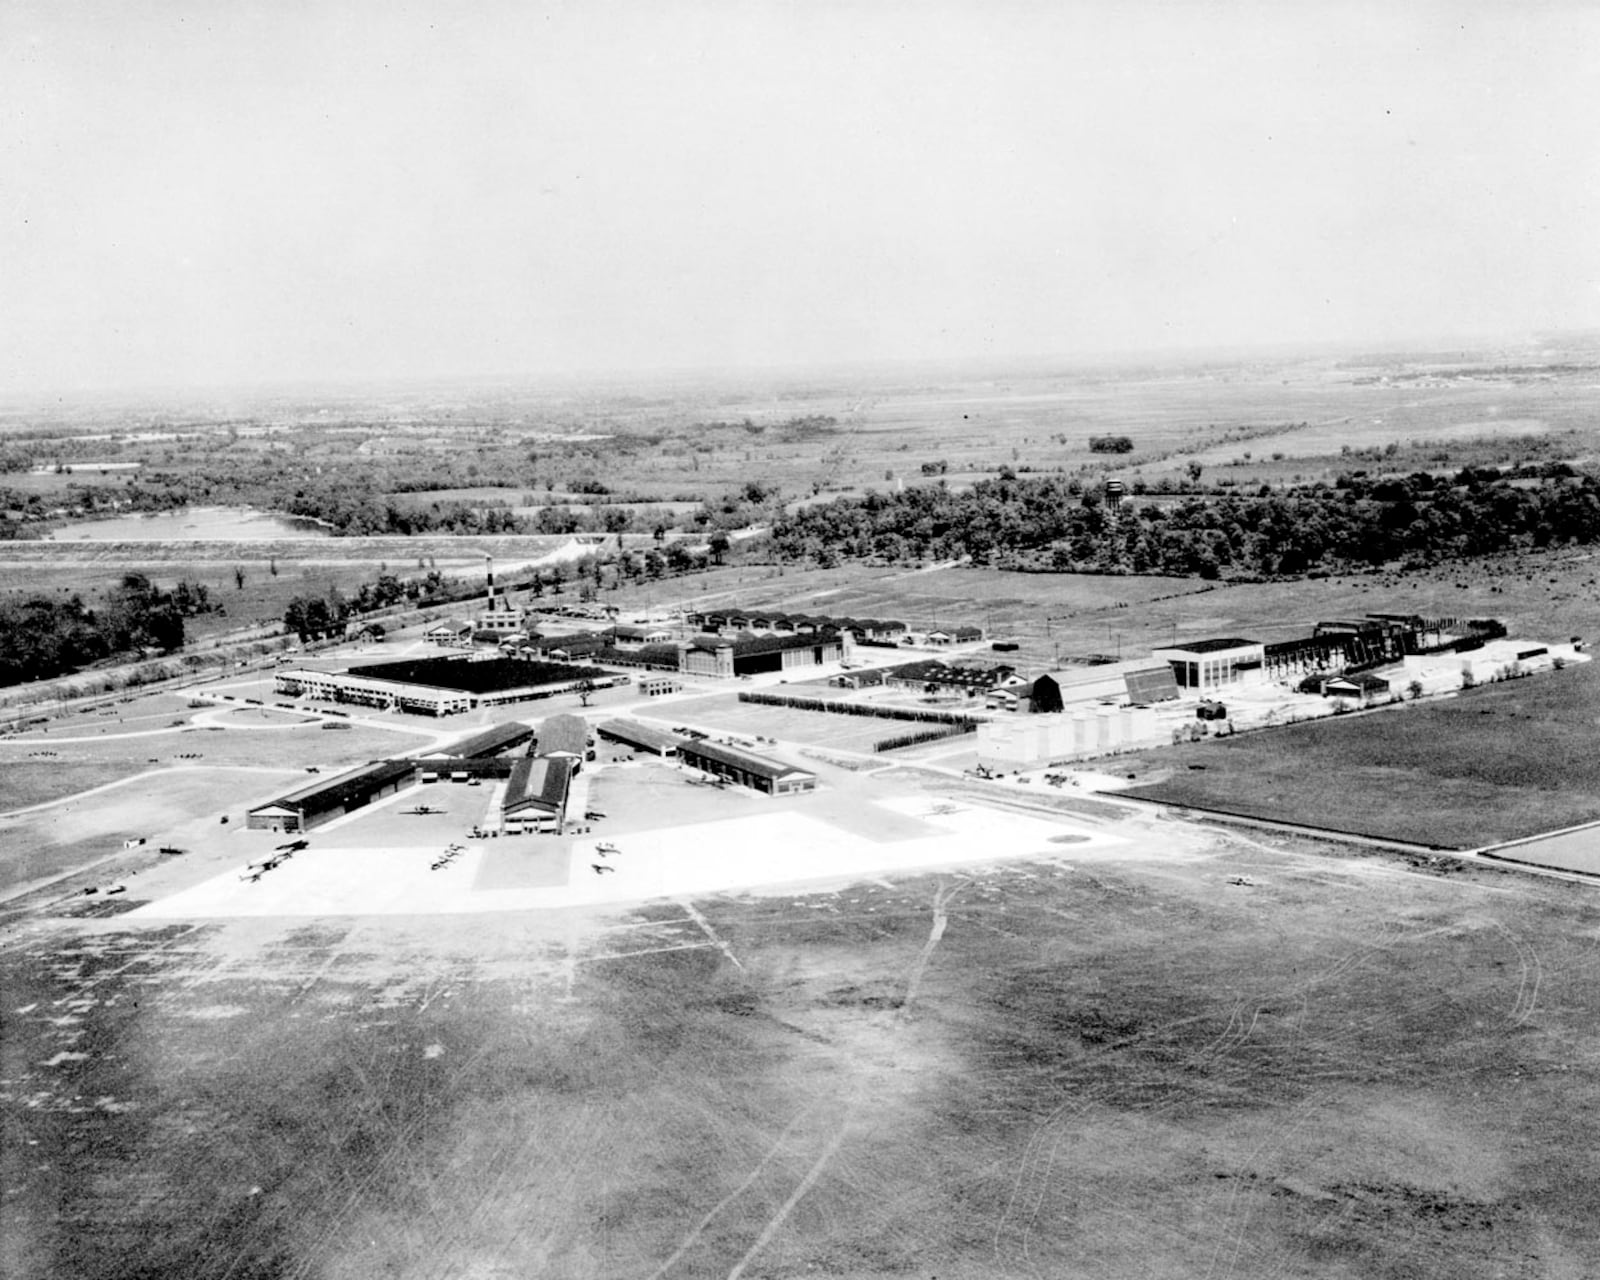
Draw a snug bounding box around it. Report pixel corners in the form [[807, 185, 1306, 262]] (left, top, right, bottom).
[[5, 1, 1598, 399]]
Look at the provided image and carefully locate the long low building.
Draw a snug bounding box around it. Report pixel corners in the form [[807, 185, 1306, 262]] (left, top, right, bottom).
[[276, 667, 474, 716], [246, 759, 416, 833], [247, 719, 538, 830], [430, 721, 536, 759], [677, 739, 817, 795], [275, 657, 624, 716], [596, 719, 681, 758]]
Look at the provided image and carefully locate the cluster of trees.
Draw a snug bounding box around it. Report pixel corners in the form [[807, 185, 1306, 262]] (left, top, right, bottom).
[[0, 573, 199, 686], [1089, 435, 1135, 454], [282, 592, 352, 641], [771, 466, 1600, 577], [282, 569, 450, 640]]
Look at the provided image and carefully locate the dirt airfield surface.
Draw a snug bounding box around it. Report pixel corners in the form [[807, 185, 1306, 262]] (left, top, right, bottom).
[[6, 754, 1600, 1278]]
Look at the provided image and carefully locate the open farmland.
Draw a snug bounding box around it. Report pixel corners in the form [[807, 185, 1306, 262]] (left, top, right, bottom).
[[1120, 661, 1600, 848]]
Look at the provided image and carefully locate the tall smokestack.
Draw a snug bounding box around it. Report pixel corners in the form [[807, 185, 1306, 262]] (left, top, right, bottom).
[[485, 554, 496, 611]]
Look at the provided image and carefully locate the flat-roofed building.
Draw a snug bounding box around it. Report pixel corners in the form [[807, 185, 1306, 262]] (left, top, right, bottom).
[[596, 718, 680, 758], [274, 667, 474, 716], [676, 740, 817, 795], [278, 657, 620, 717], [636, 673, 680, 697], [1150, 638, 1266, 696]]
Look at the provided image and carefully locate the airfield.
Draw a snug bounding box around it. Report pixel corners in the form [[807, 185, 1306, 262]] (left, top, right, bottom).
[[7, 606, 1600, 1278]]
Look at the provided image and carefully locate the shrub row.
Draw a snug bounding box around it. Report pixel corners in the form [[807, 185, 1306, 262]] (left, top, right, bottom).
[[738, 690, 977, 726], [874, 724, 977, 753]]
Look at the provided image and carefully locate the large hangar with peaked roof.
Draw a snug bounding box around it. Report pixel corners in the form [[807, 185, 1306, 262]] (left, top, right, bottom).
[[676, 740, 817, 795]]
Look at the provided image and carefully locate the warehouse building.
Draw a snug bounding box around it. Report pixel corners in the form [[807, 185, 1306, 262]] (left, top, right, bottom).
[[676, 740, 817, 795], [246, 760, 416, 833]]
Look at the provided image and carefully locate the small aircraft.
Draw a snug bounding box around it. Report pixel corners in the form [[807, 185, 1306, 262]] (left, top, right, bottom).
[[595, 841, 619, 855], [591, 863, 616, 875], [276, 839, 309, 852], [404, 804, 445, 816], [1226, 875, 1257, 887]]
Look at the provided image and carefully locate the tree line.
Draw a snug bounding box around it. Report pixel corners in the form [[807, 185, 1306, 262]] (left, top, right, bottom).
[[0, 573, 210, 686], [770, 464, 1600, 577]]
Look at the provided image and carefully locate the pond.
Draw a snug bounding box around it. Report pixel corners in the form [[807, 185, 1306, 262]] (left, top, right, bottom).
[[46, 506, 333, 541]]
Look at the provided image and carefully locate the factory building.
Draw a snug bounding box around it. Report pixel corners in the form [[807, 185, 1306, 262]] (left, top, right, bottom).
[[1150, 638, 1266, 696], [676, 740, 817, 795]]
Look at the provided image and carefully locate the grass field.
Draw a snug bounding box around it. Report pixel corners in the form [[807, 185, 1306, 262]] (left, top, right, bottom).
[[7, 835, 1600, 1277], [0, 715, 422, 817], [649, 692, 929, 755], [1120, 661, 1600, 848]]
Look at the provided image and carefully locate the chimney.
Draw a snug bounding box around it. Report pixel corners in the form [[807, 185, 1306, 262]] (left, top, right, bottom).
[[485, 554, 496, 611]]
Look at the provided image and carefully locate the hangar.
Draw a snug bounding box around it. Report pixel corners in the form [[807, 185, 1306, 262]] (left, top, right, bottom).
[[534, 713, 590, 767], [246, 760, 416, 833], [676, 740, 816, 795], [596, 719, 680, 758], [500, 756, 577, 833]]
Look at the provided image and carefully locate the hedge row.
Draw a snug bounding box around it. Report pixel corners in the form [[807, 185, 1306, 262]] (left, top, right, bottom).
[[738, 690, 977, 726], [874, 724, 977, 753]]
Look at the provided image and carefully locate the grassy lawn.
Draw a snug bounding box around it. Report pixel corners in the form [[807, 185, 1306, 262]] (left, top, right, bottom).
[[1122, 662, 1600, 847]]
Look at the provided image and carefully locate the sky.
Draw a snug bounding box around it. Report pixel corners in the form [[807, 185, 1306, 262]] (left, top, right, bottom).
[[2, 1, 1598, 394]]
